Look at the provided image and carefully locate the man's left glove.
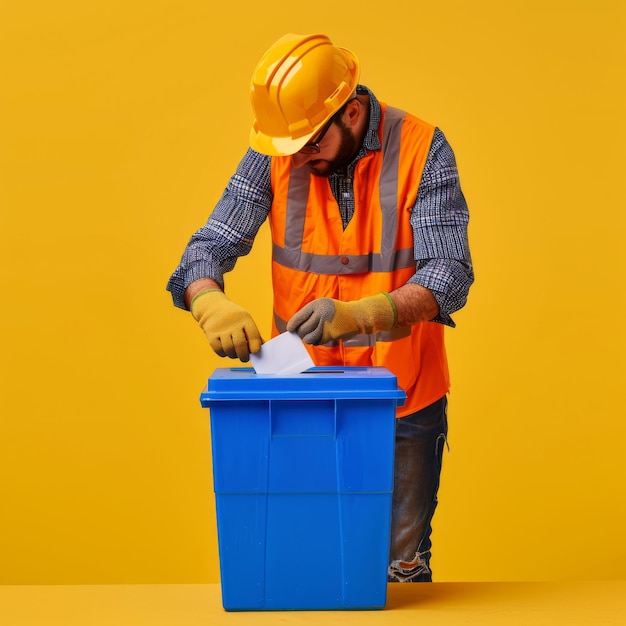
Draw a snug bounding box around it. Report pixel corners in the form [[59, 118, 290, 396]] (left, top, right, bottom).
[[191, 289, 262, 362], [286, 293, 397, 345]]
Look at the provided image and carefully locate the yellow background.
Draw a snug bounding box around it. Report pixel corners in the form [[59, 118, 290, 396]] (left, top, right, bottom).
[[1, 0, 624, 585]]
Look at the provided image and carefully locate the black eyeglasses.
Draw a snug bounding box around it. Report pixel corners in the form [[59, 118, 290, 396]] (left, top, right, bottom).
[[298, 98, 357, 155], [299, 114, 338, 155]]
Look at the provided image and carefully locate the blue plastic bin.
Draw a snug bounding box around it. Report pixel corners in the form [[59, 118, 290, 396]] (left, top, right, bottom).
[[200, 366, 406, 611]]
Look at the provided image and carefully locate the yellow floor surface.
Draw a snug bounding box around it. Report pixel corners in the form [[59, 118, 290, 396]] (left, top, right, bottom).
[[1, 582, 624, 625]]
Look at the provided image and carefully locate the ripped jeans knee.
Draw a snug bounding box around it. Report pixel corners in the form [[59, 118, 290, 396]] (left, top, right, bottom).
[[388, 551, 432, 582]]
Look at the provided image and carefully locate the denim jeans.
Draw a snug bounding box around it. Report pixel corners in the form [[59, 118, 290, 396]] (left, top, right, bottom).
[[387, 395, 448, 582]]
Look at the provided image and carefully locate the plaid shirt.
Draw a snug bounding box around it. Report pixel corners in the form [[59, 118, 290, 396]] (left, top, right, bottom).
[[167, 86, 473, 327]]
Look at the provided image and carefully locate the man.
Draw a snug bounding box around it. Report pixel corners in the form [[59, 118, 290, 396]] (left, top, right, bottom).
[[167, 33, 473, 582]]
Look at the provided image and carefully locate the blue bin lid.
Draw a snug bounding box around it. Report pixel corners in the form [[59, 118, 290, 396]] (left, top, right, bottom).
[[200, 366, 406, 406]]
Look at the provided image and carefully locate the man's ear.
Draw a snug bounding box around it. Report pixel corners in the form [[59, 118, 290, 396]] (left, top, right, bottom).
[[344, 98, 363, 128]]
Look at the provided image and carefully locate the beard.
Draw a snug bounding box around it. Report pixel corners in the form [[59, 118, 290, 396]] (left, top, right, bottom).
[[308, 121, 360, 178]]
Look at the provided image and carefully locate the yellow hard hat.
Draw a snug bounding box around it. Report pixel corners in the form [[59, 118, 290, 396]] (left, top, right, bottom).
[[249, 33, 360, 156]]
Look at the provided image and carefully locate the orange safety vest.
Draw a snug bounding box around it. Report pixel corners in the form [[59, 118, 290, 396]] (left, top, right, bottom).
[[268, 103, 449, 417]]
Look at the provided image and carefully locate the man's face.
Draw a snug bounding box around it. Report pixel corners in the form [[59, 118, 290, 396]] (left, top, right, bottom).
[[291, 116, 360, 177]]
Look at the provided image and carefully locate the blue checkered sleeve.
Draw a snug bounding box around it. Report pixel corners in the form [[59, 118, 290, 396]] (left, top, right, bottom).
[[166, 149, 272, 309], [409, 129, 474, 327]]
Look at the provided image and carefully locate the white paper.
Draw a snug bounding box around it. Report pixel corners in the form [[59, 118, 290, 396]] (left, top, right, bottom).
[[250, 332, 315, 375]]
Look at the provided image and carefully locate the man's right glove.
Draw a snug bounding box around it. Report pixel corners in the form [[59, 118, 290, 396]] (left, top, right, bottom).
[[190, 290, 262, 362], [287, 293, 397, 345]]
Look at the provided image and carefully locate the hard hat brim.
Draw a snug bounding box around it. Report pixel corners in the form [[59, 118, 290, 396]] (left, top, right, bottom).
[[248, 127, 313, 157]]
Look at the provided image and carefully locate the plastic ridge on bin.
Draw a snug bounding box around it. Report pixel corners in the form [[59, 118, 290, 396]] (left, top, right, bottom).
[[200, 366, 407, 405]]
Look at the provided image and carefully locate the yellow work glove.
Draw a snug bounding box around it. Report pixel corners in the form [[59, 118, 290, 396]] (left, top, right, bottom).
[[190, 290, 262, 362], [286, 293, 397, 345]]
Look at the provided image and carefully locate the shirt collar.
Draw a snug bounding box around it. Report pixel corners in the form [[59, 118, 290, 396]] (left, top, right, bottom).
[[357, 84, 382, 152]]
